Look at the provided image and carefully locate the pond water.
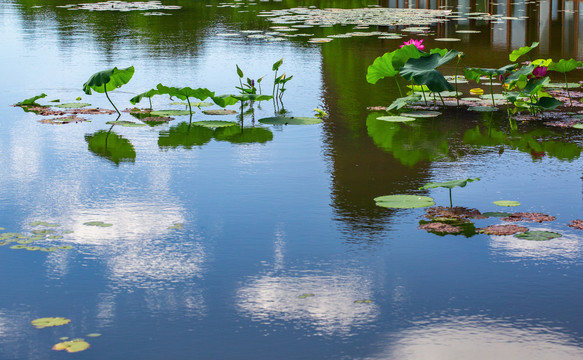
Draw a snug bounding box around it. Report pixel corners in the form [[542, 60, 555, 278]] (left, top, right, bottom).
[[1, 0, 583, 358]]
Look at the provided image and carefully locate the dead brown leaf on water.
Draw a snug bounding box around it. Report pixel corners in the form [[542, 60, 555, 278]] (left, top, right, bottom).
[[501, 212, 556, 223], [425, 206, 486, 220], [123, 108, 151, 114], [38, 115, 88, 125], [567, 219, 583, 230], [68, 108, 116, 115], [418, 222, 462, 234], [477, 224, 528, 235]]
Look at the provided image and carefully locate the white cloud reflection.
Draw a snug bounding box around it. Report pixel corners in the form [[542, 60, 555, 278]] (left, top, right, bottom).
[[365, 315, 583, 360]]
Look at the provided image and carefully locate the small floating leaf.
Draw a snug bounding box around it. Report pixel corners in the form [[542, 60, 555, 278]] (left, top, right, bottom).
[[32, 229, 56, 235], [58, 245, 74, 250], [515, 231, 562, 241], [401, 111, 441, 118], [47, 235, 64, 239], [10, 245, 26, 249], [83, 221, 113, 227], [31, 317, 71, 329], [60, 337, 69, 341], [17, 239, 34, 244], [259, 116, 322, 125], [149, 110, 193, 116], [376, 115, 416, 122], [374, 195, 435, 209], [493, 200, 520, 207], [354, 299, 373, 304], [54, 103, 91, 108], [25, 246, 42, 251], [86, 333, 101, 338], [202, 109, 238, 115], [298, 293, 315, 299], [52, 339, 90, 353], [30, 221, 60, 227], [168, 223, 184, 230], [434, 37, 461, 42]]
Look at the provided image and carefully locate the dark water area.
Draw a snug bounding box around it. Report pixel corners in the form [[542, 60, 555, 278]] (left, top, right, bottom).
[[1, 0, 583, 359]]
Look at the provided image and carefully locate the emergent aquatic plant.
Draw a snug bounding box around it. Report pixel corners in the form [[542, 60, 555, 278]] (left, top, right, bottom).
[[548, 58, 583, 107], [129, 88, 161, 110], [83, 66, 135, 115], [15, 93, 47, 107], [155, 84, 214, 115], [419, 178, 480, 208]]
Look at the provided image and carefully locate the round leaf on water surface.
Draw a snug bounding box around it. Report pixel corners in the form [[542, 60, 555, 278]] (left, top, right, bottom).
[[259, 116, 322, 125], [31, 317, 71, 329], [10, 245, 25, 249], [86, 333, 101, 337], [52, 339, 90, 353], [401, 111, 441, 118], [106, 120, 147, 127], [83, 221, 113, 227], [202, 109, 238, 115], [150, 110, 193, 116], [376, 115, 416, 123], [191, 121, 238, 128], [544, 82, 581, 89], [572, 124, 583, 130], [468, 106, 498, 112], [54, 103, 91, 108], [374, 195, 435, 209], [456, 30, 481, 34], [434, 38, 461, 42], [493, 200, 520, 207], [515, 231, 562, 241]]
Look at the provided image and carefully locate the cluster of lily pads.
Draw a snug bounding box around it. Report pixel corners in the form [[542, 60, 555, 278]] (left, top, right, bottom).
[[31, 317, 100, 353], [374, 178, 582, 241], [367, 41, 583, 129], [0, 222, 74, 252], [56, 1, 181, 16]]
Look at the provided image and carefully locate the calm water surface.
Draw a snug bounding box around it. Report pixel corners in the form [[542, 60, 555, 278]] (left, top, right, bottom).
[[1, 0, 583, 359]]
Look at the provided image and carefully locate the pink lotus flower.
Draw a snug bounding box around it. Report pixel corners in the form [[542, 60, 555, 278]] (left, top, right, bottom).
[[400, 39, 424, 51], [532, 66, 547, 78]]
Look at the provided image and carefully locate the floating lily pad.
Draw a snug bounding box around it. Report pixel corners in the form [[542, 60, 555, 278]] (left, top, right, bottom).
[[401, 111, 441, 118], [32, 229, 56, 235], [374, 195, 435, 209], [168, 223, 184, 230], [52, 339, 90, 353], [202, 109, 238, 115], [258, 116, 322, 125], [54, 103, 91, 108], [106, 120, 147, 127], [150, 110, 193, 116], [39, 247, 59, 252], [308, 38, 333, 43], [31, 317, 71, 329], [10, 245, 26, 249], [25, 246, 42, 251], [191, 121, 238, 128], [30, 221, 60, 227], [483, 211, 513, 218], [47, 235, 64, 239], [480, 94, 506, 101], [493, 200, 520, 207], [298, 293, 314, 299], [545, 82, 581, 89], [434, 37, 461, 41], [456, 30, 481, 33], [572, 124, 583, 130], [17, 239, 34, 244], [515, 231, 562, 241], [376, 115, 416, 122], [83, 221, 113, 227], [468, 106, 498, 112], [58, 245, 74, 250], [86, 333, 101, 337], [354, 299, 373, 304]]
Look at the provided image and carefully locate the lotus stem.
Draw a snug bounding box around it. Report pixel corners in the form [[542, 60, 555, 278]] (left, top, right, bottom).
[[186, 97, 193, 114], [103, 85, 120, 115], [272, 70, 278, 99], [449, 188, 453, 208], [455, 59, 461, 107], [421, 86, 427, 105], [437, 92, 445, 106], [565, 73, 573, 107], [489, 76, 495, 107], [148, 97, 152, 110], [394, 78, 403, 97]]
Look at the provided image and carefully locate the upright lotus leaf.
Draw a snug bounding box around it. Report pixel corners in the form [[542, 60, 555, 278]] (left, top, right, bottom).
[[366, 52, 398, 84], [158, 122, 213, 149], [129, 88, 161, 108], [391, 44, 425, 70], [429, 48, 449, 57], [505, 64, 535, 83], [464, 64, 517, 106], [83, 66, 135, 115], [156, 84, 215, 113], [419, 178, 480, 207], [532, 96, 562, 111], [400, 50, 460, 95], [85, 130, 136, 165], [548, 59, 583, 106], [509, 42, 539, 62], [15, 93, 47, 106], [211, 94, 239, 108]]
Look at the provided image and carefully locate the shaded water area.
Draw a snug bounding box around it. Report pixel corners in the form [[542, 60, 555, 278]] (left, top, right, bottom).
[[1, 0, 583, 358]]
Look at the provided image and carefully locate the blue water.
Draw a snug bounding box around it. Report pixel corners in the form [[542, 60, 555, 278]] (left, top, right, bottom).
[[1, 0, 583, 359]]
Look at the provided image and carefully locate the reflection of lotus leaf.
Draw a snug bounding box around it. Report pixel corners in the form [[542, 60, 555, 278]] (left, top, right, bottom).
[[483, 211, 513, 218], [515, 231, 562, 241], [105, 120, 146, 127], [54, 103, 91, 108], [366, 113, 450, 167], [258, 116, 322, 125], [31, 317, 71, 329], [150, 110, 192, 116], [202, 109, 238, 115], [374, 195, 435, 209], [214, 126, 273, 144], [158, 122, 213, 149], [86, 130, 136, 165], [191, 121, 238, 128]]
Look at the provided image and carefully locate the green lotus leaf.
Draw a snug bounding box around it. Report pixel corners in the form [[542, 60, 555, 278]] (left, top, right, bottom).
[[86, 333, 101, 338], [544, 82, 581, 89], [31, 317, 71, 329], [548, 59, 583, 74], [149, 110, 193, 116], [376, 115, 416, 122], [168, 223, 184, 230], [47, 235, 64, 239], [374, 194, 435, 209], [52, 339, 90, 353], [156, 84, 214, 102], [515, 231, 562, 241], [30, 221, 60, 227], [32, 229, 56, 235], [211, 94, 239, 108], [232, 94, 273, 102], [17, 239, 34, 244], [129, 88, 160, 105], [191, 121, 238, 128], [509, 42, 538, 62], [573, 124, 583, 129], [464, 64, 517, 83], [105, 120, 147, 127], [54, 103, 91, 108], [59, 245, 74, 250], [401, 111, 441, 118], [83, 66, 135, 95], [366, 45, 424, 84], [83, 221, 112, 227], [420, 178, 480, 190], [493, 200, 520, 207], [86, 130, 136, 165], [258, 116, 322, 125], [532, 97, 563, 110], [10, 245, 25, 249], [25, 246, 41, 251], [483, 211, 513, 217], [15, 93, 47, 106], [39, 247, 58, 252], [400, 50, 461, 93], [202, 109, 238, 115]]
